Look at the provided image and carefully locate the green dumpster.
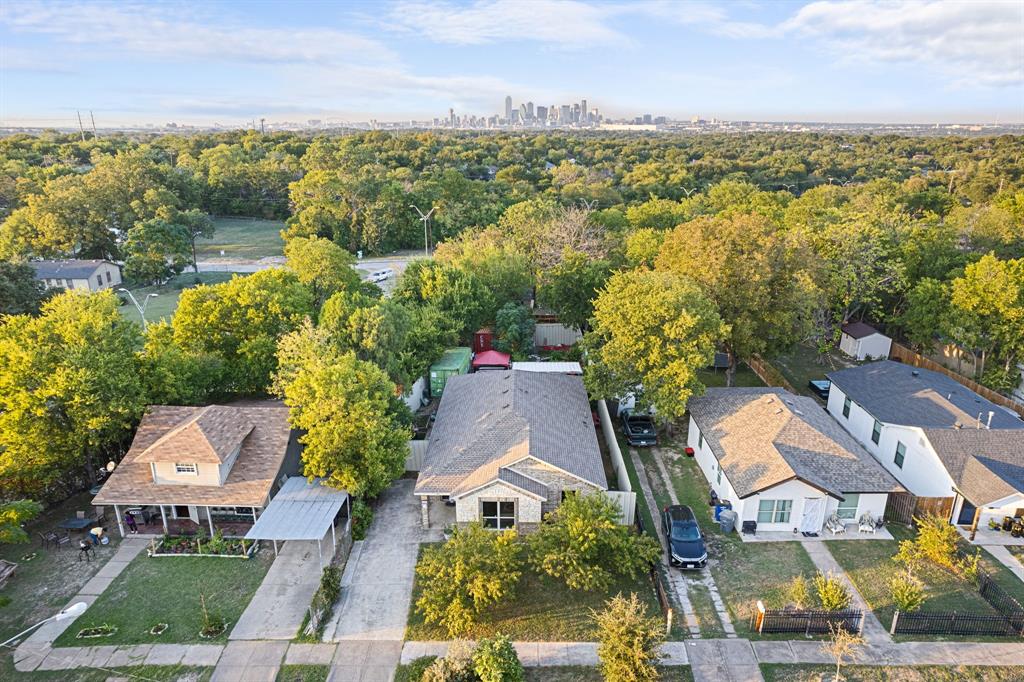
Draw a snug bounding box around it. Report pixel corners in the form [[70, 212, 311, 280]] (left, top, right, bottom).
[[429, 347, 472, 397]]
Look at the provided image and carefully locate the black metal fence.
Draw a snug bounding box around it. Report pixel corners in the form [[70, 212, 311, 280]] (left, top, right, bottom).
[[978, 571, 1024, 635], [752, 603, 863, 635], [890, 570, 1024, 637]]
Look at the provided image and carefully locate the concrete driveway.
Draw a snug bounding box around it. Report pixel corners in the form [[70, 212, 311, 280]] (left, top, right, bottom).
[[323, 478, 439, 642]]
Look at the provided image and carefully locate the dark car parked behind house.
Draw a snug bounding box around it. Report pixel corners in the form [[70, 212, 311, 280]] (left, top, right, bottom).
[[662, 505, 707, 569], [808, 379, 831, 401], [621, 410, 657, 447]]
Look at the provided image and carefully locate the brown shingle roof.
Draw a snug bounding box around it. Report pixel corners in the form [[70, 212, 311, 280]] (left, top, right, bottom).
[[93, 404, 291, 507], [841, 321, 882, 340], [135, 406, 254, 464]]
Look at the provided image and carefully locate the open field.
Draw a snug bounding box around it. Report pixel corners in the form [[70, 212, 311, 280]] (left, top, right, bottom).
[[117, 271, 243, 325], [194, 217, 285, 261], [761, 664, 1024, 682], [52, 547, 273, 647]]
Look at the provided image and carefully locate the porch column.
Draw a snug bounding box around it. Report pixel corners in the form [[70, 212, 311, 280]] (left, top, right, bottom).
[[252, 508, 258, 524], [159, 505, 169, 534], [317, 538, 323, 570], [114, 504, 124, 538], [206, 507, 215, 536], [330, 521, 337, 556], [420, 496, 429, 529], [969, 504, 982, 541], [272, 539, 278, 556]]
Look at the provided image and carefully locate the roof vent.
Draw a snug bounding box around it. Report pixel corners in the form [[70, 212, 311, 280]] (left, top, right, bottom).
[[502, 403, 510, 410], [775, 408, 784, 415], [911, 370, 920, 377], [954, 422, 962, 429]]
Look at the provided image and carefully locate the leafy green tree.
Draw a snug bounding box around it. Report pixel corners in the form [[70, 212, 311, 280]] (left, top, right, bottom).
[[624, 229, 666, 269], [320, 290, 414, 388], [493, 303, 535, 356], [123, 217, 191, 284], [473, 635, 524, 682], [0, 500, 43, 544], [538, 250, 613, 333], [284, 235, 361, 309], [656, 214, 814, 386], [274, 324, 408, 497], [434, 226, 534, 316], [394, 259, 494, 339], [527, 492, 660, 591], [0, 290, 145, 498], [179, 208, 215, 272], [138, 321, 223, 405], [593, 592, 664, 682], [898, 279, 950, 353], [0, 261, 46, 315], [415, 523, 522, 637], [172, 269, 313, 393], [584, 269, 724, 419], [625, 197, 686, 231]]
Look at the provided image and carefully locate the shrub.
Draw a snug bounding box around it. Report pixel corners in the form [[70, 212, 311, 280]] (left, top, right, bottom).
[[593, 592, 664, 682], [890, 572, 925, 613], [400, 656, 437, 682], [527, 492, 660, 591], [351, 498, 373, 541], [895, 513, 960, 574], [422, 640, 476, 682], [813, 571, 851, 611], [415, 523, 522, 637], [473, 634, 524, 682], [787, 574, 812, 609]]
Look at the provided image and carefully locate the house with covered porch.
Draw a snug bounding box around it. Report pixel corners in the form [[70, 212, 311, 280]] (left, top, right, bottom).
[[93, 402, 302, 538]]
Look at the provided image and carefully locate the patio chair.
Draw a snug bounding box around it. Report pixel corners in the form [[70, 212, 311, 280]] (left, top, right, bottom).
[[55, 532, 72, 551], [825, 513, 846, 535], [38, 531, 58, 548], [858, 513, 876, 534]]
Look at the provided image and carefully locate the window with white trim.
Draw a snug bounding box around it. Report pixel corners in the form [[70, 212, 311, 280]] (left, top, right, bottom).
[[697, 432, 704, 450], [842, 396, 851, 418], [894, 441, 906, 468], [757, 499, 792, 524], [481, 500, 515, 530], [836, 493, 860, 520], [716, 465, 722, 484], [174, 463, 198, 475], [871, 419, 882, 444]]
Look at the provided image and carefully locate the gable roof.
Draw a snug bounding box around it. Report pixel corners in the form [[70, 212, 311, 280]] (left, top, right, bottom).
[[688, 387, 902, 500], [29, 259, 116, 279], [827, 361, 1024, 430], [841, 321, 883, 340], [135, 405, 254, 464], [414, 370, 607, 496], [922, 429, 1024, 507]]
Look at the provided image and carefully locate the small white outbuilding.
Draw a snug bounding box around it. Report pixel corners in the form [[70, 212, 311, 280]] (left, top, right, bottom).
[[839, 322, 891, 361]]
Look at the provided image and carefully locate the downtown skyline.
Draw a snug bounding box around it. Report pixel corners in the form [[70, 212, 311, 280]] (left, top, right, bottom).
[[1, 0, 1022, 128]]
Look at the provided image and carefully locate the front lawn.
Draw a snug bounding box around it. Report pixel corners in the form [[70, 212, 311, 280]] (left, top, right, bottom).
[[0, 657, 213, 682], [52, 546, 273, 647], [0, 493, 124, 645], [651, 445, 820, 638], [979, 548, 1024, 604], [1009, 545, 1024, 563], [761, 664, 1024, 682], [395, 663, 694, 682], [277, 664, 329, 682], [825, 536, 1001, 636], [405, 553, 663, 641]]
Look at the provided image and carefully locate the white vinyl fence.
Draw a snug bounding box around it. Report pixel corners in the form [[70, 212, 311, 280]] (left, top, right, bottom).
[[597, 399, 637, 525], [534, 322, 583, 348], [405, 440, 428, 472]]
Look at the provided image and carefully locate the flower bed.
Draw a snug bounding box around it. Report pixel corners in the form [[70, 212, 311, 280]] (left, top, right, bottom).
[[76, 624, 117, 639], [149, 623, 168, 635], [148, 532, 257, 558]]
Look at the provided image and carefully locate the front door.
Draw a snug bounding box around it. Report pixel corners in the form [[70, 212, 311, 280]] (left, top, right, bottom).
[[957, 499, 977, 526], [800, 497, 826, 533]]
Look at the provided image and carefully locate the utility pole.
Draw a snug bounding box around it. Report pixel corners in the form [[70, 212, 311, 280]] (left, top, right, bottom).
[[410, 205, 438, 257], [89, 111, 98, 139], [76, 111, 86, 142], [260, 118, 266, 135]]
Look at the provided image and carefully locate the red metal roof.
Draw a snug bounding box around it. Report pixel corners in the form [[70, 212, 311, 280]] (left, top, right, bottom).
[[471, 349, 512, 368]]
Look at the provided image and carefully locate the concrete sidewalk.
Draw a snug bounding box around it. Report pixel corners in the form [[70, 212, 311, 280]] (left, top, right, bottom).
[[230, 539, 325, 640], [801, 540, 890, 643], [987, 545, 1024, 582]]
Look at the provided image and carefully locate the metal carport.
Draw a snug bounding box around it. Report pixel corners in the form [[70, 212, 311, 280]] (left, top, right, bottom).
[[244, 477, 349, 569]]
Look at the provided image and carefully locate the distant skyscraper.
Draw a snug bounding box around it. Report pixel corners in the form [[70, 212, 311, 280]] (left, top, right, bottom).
[[559, 105, 571, 124], [519, 103, 527, 122], [580, 99, 587, 123], [572, 103, 581, 123], [449, 108, 456, 127], [536, 105, 547, 122], [527, 102, 534, 119], [642, 114, 652, 124], [504, 96, 512, 122]]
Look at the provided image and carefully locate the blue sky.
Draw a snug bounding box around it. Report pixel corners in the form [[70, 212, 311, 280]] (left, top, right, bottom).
[[1, 0, 1021, 127]]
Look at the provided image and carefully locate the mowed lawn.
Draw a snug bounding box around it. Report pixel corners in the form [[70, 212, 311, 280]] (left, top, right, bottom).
[[52, 548, 273, 647], [770, 343, 855, 400], [117, 271, 242, 325], [760, 664, 1024, 682], [405, 551, 663, 642], [652, 446, 820, 638], [697, 363, 766, 389], [194, 217, 285, 260]]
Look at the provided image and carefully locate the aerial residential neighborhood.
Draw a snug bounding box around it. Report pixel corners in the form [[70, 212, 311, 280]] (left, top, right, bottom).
[[1, 2, 1023, 682]]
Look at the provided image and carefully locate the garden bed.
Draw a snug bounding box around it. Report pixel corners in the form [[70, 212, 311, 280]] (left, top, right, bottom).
[[148, 533, 257, 558]]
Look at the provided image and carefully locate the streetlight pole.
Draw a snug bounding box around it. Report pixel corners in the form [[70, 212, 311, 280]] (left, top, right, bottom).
[[0, 602, 87, 648], [118, 288, 158, 331], [410, 205, 438, 257]]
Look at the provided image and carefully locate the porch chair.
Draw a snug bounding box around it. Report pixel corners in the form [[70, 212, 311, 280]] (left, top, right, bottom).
[[858, 512, 876, 534], [55, 532, 72, 551], [824, 513, 846, 535], [38, 531, 58, 549]]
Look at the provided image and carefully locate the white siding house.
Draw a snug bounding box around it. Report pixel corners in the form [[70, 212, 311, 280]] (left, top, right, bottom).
[[30, 259, 122, 292], [687, 388, 900, 536], [838, 322, 891, 361]]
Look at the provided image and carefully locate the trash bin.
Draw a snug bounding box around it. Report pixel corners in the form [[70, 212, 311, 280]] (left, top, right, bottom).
[[719, 509, 738, 533], [714, 499, 733, 521]]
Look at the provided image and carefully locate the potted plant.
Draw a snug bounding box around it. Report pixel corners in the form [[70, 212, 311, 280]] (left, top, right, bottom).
[[988, 519, 1001, 531]]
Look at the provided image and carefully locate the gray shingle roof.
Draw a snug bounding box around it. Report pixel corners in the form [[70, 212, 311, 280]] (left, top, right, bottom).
[[688, 388, 902, 499], [414, 370, 607, 497], [30, 259, 116, 279], [498, 468, 548, 498], [922, 429, 1024, 507], [827, 361, 1024, 430]]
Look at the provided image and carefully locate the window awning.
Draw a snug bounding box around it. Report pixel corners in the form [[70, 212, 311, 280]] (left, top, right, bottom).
[[245, 477, 348, 541]]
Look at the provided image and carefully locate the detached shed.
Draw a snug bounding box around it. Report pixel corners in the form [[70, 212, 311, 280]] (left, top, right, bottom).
[[839, 322, 891, 361], [472, 349, 512, 371], [429, 347, 472, 397]]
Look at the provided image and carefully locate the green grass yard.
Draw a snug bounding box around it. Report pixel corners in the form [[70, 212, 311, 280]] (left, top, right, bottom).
[[395, 662, 694, 682], [52, 548, 273, 647], [0, 658, 213, 682], [697, 364, 767, 389], [276, 664, 329, 682], [770, 343, 855, 400], [405, 550, 663, 642], [760, 664, 1024, 682], [195, 217, 285, 260], [117, 271, 243, 325]]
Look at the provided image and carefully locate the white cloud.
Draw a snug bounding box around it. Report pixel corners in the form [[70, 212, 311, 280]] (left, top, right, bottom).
[[782, 0, 1023, 87], [0, 1, 397, 66]]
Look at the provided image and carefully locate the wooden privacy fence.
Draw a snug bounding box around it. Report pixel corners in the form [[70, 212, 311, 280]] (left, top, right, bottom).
[[752, 601, 863, 635], [748, 355, 796, 393], [883, 492, 953, 525], [889, 342, 1024, 420]]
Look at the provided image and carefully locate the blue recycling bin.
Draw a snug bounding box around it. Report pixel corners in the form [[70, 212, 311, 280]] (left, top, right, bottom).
[[714, 500, 733, 521]]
